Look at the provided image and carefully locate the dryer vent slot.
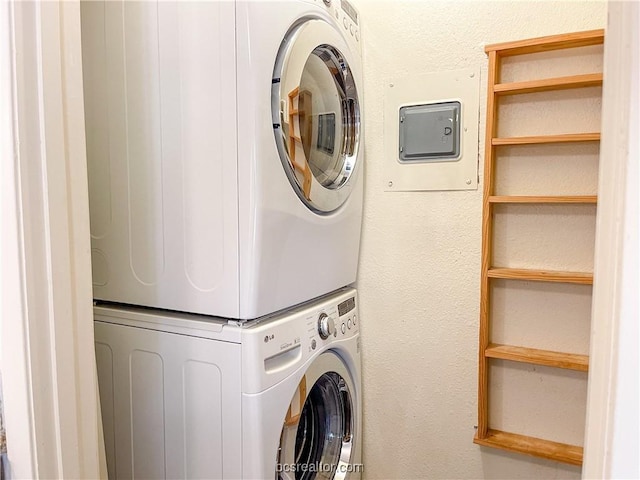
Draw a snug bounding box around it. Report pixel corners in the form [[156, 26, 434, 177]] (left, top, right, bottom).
[[264, 345, 302, 374]]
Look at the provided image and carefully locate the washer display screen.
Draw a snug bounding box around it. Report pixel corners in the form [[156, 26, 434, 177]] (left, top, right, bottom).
[[341, 0, 358, 25]]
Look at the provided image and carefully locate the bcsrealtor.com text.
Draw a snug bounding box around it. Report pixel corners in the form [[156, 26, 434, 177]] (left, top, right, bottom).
[[276, 463, 364, 474]]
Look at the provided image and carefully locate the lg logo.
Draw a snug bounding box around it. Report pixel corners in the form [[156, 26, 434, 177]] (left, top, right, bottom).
[[264, 334, 275, 343]]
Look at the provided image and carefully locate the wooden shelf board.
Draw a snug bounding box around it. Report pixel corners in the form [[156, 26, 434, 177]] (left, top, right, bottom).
[[485, 344, 589, 371], [474, 430, 583, 466], [487, 268, 593, 285], [492, 133, 600, 146], [485, 29, 604, 57], [494, 73, 603, 96], [489, 195, 597, 204]]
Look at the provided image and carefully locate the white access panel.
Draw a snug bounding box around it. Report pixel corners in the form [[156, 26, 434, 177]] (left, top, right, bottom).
[[81, 1, 240, 316], [94, 321, 242, 479], [384, 68, 480, 191]]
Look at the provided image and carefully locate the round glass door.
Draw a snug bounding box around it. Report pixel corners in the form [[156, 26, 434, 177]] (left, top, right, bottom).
[[276, 352, 356, 480], [272, 20, 361, 213]]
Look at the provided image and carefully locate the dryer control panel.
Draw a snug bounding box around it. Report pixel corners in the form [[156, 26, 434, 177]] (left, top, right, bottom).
[[315, 0, 361, 48]]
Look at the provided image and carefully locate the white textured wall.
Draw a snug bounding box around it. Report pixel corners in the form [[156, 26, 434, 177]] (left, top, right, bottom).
[[354, 1, 605, 478]]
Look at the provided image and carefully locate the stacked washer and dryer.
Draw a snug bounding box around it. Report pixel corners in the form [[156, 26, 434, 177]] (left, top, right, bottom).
[[81, 0, 364, 478]]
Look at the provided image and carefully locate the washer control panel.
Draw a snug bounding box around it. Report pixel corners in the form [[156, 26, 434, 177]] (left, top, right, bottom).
[[241, 288, 359, 393], [307, 293, 358, 352]]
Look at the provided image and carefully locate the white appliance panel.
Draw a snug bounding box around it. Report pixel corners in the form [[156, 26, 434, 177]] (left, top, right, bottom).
[[94, 343, 116, 477], [94, 321, 242, 480], [82, 0, 240, 316], [124, 1, 165, 286], [130, 350, 165, 479]]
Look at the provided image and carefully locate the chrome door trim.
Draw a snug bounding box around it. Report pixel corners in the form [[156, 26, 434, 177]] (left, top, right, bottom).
[[272, 19, 361, 214], [277, 351, 356, 479]]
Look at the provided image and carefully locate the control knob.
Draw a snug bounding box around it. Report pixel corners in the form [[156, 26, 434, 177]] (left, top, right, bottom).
[[317, 313, 335, 340]]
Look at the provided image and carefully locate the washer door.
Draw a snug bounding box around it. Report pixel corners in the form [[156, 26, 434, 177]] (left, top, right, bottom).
[[276, 351, 356, 479], [272, 19, 361, 214]]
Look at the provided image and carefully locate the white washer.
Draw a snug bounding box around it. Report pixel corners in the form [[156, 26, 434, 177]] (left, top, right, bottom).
[[81, 0, 364, 319], [94, 287, 362, 479]]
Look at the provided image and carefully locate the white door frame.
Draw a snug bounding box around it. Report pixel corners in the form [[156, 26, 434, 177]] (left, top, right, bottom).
[[583, 1, 639, 478], [1, 1, 105, 478]]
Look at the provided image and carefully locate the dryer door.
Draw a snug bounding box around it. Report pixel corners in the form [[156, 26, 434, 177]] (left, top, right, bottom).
[[273, 20, 361, 214], [276, 351, 357, 479]]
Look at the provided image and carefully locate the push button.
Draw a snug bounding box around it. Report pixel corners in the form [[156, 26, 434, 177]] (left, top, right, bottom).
[[343, 17, 348, 29], [341, 323, 346, 334], [347, 319, 353, 329]]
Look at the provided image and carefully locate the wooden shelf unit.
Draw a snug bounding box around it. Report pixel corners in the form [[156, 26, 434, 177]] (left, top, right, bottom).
[[476, 29, 604, 466]]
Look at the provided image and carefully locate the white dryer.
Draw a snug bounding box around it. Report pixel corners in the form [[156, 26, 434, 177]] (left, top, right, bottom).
[[94, 287, 362, 479], [81, 0, 364, 319]]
